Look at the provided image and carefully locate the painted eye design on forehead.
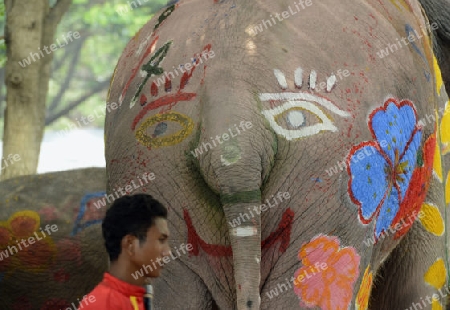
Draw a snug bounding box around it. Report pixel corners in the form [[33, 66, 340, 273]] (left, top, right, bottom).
[[260, 68, 350, 140], [130, 44, 213, 149], [135, 112, 195, 148]]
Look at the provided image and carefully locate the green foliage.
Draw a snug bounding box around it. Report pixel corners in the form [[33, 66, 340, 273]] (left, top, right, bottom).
[[45, 0, 168, 132], [0, 0, 169, 133]]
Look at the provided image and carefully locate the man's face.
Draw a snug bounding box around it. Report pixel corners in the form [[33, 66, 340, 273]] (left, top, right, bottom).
[[132, 217, 171, 278]]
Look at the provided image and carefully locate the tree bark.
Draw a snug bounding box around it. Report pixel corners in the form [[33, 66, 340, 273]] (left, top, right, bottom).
[[0, 67, 5, 119], [2, 0, 72, 180]]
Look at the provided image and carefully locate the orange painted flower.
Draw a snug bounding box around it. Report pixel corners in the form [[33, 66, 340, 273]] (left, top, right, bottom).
[[293, 235, 360, 310], [355, 265, 373, 310], [0, 210, 55, 274]]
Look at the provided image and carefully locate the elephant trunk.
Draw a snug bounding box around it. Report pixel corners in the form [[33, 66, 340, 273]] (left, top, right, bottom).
[[198, 134, 265, 309], [222, 198, 262, 310], [195, 81, 275, 309]]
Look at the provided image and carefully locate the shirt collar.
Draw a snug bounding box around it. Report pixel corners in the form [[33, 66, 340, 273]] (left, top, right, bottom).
[[103, 272, 146, 297]]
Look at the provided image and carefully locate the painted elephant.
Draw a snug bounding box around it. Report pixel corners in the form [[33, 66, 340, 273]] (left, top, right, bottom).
[[0, 168, 108, 310], [105, 0, 450, 309]]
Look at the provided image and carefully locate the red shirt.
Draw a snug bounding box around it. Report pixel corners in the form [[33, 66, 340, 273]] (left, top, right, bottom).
[[78, 273, 145, 310]]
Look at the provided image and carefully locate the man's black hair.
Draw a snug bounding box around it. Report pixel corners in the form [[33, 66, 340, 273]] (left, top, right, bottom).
[[102, 194, 168, 261]]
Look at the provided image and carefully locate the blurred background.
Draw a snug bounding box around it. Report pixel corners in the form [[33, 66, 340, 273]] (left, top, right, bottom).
[[0, 0, 168, 176]]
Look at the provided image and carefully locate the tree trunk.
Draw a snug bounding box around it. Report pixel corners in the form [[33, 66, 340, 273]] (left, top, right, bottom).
[[2, 0, 72, 180]]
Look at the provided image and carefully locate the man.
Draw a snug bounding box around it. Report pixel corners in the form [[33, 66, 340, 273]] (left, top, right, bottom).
[[78, 194, 171, 309]]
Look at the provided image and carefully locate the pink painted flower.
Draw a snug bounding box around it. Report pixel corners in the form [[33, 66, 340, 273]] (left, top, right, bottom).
[[294, 235, 360, 310]]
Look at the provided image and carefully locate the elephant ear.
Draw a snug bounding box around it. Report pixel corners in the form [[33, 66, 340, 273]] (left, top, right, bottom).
[[418, 0, 450, 38], [419, 0, 450, 90]]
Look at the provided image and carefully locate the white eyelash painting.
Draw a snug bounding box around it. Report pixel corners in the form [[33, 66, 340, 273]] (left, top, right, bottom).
[[260, 68, 350, 141]]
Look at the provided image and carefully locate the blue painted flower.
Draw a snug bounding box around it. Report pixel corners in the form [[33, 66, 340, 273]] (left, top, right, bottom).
[[347, 99, 422, 238]]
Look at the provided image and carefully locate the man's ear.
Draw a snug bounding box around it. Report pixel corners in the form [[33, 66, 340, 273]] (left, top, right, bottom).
[[122, 235, 138, 256]]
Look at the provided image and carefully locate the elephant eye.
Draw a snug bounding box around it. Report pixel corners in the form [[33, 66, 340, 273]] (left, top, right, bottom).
[[260, 69, 350, 140], [135, 112, 194, 148]]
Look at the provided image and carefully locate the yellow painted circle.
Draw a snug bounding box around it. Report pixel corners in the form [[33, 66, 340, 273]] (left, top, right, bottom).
[[424, 258, 446, 289], [135, 112, 194, 148], [420, 204, 445, 236]]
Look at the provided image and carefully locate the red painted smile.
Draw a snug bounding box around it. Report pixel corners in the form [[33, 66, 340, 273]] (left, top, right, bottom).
[[183, 208, 294, 257]]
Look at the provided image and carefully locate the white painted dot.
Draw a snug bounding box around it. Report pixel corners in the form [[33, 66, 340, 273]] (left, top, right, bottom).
[[246, 40, 256, 55], [287, 110, 305, 128]]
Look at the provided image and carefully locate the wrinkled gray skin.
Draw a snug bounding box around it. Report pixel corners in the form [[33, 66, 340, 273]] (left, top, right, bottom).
[[106, 0, 450, 309], [0, 168, 107, 310]]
